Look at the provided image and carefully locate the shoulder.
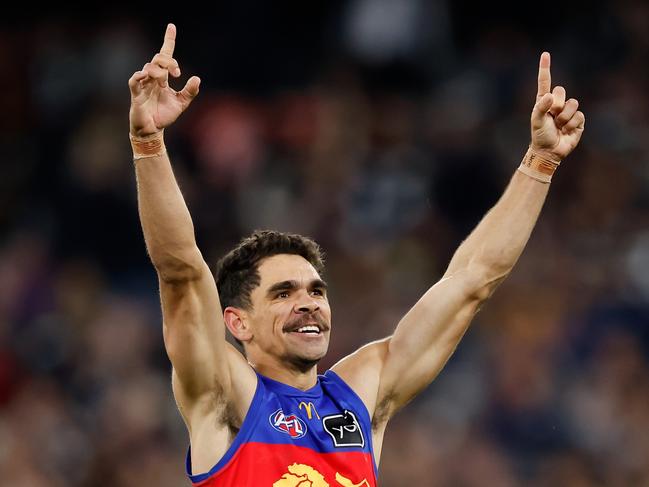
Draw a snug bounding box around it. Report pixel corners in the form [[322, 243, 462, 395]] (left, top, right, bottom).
[[329, 337, 391, 419]]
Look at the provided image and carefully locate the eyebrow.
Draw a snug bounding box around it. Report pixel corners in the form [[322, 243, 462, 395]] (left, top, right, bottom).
[[266, 279, 328, 297]]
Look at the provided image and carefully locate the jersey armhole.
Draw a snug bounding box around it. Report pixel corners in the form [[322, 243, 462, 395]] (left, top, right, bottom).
[[323, 369, 379, 478], [185, 374, 263, 484], [323, 369, 372, 424]]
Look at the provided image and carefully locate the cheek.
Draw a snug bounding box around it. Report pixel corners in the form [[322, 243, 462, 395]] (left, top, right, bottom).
[[251, 305, 278, 335], [321, 301, 332, 319], [269, 304, 292, 330]]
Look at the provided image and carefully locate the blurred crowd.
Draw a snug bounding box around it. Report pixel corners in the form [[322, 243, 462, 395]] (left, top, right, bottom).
[[2, 1, 649, 485]]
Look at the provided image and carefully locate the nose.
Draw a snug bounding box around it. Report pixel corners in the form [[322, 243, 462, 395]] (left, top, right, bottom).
[[297, 303, 319, 314], [295, 294, 320, 314]]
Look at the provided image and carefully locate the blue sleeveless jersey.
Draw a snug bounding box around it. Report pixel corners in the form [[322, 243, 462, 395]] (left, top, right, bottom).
[[186, 370, 378, 486]]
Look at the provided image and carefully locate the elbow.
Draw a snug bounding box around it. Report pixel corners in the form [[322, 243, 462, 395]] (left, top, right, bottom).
[[463, 262, 512, 302], [151, 246, 205, 283]]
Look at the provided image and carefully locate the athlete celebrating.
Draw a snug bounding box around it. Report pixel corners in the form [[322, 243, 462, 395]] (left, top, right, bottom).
[[128, 23, 584, 486]]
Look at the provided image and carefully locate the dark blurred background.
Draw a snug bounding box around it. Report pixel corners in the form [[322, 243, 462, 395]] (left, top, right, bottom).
[[2, 1, 649, 485]]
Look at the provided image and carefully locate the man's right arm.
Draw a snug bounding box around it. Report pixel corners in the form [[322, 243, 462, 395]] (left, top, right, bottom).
[[129, 24, 256, 432], [135, 151, 241, 406]]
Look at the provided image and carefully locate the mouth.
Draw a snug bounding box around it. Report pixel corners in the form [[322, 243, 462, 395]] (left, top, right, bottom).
[[290, 324, 322, 335], [284, 319, 328, 336]]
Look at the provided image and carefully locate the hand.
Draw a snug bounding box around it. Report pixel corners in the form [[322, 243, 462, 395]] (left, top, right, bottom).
[[128, 24, 200, 137], [530, 52, 585, 161]]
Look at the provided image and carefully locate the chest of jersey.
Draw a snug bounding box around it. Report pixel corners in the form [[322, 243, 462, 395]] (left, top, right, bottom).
[[187, 371, 377, 486]]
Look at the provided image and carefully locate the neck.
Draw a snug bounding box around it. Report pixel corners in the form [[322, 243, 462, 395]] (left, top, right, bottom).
[[251, 359, 319, 391]]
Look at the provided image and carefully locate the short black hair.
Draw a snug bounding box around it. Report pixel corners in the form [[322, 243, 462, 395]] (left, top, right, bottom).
[[215, 230, 325, 311]]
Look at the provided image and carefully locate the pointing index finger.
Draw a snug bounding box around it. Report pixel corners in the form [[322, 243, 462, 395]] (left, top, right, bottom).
[[537, 51, 551, 98], [160, 23, 176, 57]]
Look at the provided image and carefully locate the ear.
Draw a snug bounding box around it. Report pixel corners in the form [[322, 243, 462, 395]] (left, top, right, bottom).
[[223, 306, 253, 343]]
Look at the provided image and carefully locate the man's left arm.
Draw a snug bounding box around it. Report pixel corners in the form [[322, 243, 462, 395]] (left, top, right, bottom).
[[333, 52, 585, 426]]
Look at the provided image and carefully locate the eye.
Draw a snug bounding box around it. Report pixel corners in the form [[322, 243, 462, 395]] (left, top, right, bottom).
[[311, 289, 324, 297], [277, 291, 289, 299]]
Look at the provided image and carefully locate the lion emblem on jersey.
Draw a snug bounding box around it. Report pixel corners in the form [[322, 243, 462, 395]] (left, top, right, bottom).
[[273, 463, 370, 487], [273, 463, 329, 487]]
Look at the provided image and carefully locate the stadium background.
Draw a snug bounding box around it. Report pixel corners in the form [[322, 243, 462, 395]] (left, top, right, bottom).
[[2, 1, 649, 485]]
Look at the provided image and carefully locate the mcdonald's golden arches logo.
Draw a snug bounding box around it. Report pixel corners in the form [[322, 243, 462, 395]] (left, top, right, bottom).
[[298, 401, 320, 420]]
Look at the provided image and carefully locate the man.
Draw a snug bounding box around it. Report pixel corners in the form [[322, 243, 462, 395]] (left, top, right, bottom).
[[128, 24, 584, 486]]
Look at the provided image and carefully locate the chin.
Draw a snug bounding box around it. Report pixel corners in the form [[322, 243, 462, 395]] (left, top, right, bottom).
[[290, 349, 327, 372]]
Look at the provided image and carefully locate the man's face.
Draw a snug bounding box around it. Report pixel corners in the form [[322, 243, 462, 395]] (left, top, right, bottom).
[[245, 254, 331, 370]]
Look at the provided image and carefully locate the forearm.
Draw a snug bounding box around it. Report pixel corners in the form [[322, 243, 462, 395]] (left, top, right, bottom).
[[444, 165, 551, 287], [445, 51, 584, 287], [374, 53, 585, 418], [135, 147, 202, 280]]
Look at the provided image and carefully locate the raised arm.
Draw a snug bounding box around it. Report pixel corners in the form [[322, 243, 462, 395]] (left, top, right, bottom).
[[333, 53, 585, 431], [128, 24, 255, 429]]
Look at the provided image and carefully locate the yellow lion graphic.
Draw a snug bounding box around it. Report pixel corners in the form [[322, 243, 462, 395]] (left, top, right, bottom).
[[273, 463, 369, 487], [273, 463, 329, 487]]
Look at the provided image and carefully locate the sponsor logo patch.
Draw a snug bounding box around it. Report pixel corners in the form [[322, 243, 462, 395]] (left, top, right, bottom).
[[270, 409, 307, 438], [322, 410, 364, 448]]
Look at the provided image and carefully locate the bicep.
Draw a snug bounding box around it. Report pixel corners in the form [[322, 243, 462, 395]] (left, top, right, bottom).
[[160, 260, 231, 400], [378, 271, 485, 417]]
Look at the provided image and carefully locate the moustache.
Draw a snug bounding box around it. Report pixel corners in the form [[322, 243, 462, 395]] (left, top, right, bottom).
[[283, 314, 329, 333]]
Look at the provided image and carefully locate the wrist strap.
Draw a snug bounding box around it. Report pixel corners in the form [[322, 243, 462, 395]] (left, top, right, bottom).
[[517, 148, 560, 183], [129, 131, 166, 160]]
